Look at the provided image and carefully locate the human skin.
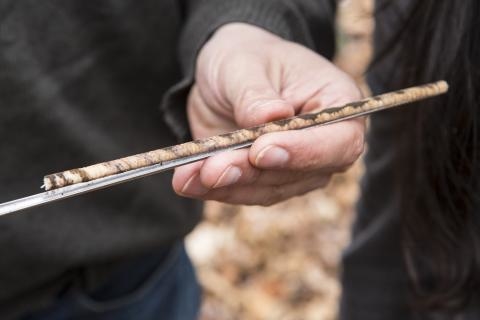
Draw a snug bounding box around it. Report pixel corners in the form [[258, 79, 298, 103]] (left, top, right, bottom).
[[172, 23, 365, 205]]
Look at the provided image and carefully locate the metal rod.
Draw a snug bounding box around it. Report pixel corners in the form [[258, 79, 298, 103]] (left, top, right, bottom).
[[43, 81, 449, 190], [0, 142, 251, 216], [0, 81, 448, 216]]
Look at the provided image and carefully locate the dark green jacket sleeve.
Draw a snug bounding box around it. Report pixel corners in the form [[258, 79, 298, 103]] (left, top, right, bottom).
[[162, 0, 337, 141]]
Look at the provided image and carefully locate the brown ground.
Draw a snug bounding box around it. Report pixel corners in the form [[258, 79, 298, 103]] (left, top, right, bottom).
[[186, 1, 373, 319]]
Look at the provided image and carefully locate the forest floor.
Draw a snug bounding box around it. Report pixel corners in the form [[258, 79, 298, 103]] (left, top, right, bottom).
[[186, 1, 373, 319]]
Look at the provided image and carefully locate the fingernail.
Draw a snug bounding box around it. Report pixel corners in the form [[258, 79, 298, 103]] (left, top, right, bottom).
[[255, 145, 290, 168], [213, 166, 242, 188], [181, 173, 209, 196]]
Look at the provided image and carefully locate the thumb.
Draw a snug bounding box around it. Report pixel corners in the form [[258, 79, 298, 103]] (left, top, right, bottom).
[[225, 62, 295, 128]]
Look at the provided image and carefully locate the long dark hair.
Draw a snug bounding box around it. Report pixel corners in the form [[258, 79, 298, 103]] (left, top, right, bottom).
[[374, 0, 480, 314]]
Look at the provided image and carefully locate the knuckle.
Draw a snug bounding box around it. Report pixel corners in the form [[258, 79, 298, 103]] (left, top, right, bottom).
[[260, 185, 285, 206], [336, 164, 352, 173], [258, 194, 275, 207], [345, 129, 365, 165], [319, 174, 333, 188], [259, 198, 276, 207], [209, 192, 233, 204], [238, 85, 269, 108], [352, 133, 365, 158], [248, 169, 262, 184]]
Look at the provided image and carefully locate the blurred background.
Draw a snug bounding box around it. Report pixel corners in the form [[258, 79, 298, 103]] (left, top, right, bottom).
[[186, 1, 373, 319]]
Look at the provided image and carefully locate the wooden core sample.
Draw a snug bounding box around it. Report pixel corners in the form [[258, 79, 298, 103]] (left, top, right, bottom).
[[43, 81, 448, 190]]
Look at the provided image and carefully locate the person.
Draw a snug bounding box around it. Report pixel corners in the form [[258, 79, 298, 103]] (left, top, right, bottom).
[[173, 0, 480, 319], [348, 2, 480, 319], [1, 2, 202, 319], [172, 0, 480, 319], [0, 0, 360, 319]]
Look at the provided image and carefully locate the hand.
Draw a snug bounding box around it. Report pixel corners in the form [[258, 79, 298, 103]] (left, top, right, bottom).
[[172, 23, 365, 205]]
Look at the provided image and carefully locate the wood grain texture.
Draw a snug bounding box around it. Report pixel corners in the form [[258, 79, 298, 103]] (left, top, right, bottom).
[[43, 81, 448, 190]]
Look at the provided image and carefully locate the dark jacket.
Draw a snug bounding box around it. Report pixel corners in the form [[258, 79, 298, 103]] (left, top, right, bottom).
[[0, 0, 335, 318]]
